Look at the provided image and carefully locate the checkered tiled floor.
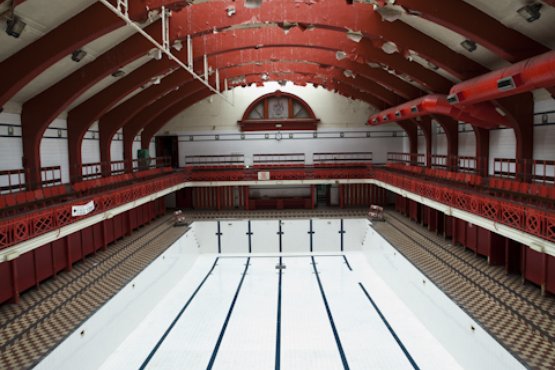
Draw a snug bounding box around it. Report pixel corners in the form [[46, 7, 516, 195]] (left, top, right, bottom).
[[0, 215, 188, 370], [375, 211, 555, 370]]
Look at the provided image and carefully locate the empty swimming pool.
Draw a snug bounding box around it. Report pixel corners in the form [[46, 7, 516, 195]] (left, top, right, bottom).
[[36, 219, 524, 370]]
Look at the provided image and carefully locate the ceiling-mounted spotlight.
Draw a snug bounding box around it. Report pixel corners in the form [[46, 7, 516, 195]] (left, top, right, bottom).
[[410, 105, 419, 113], [395, 111, 402, 118], [517, 3, 542, 22], [261, 73, 269, 81], [460, 39, 477, 52], [6, 16, 26, 38], [71, 49, 87, 62], [382, 115, 389, 121], [112, 70, 126, 78], [152, 76, 162, 85]]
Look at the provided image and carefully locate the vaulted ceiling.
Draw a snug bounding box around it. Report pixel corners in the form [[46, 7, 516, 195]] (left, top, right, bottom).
[[0, 0, 554, 180]]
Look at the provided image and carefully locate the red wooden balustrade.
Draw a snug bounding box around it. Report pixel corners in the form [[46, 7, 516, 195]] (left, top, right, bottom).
[[77, 157, 170, 181], [0, 173, 182, 250], [494, 158, 555, 183], [0, 166, 62, 194], [1, 162, 553, 251]]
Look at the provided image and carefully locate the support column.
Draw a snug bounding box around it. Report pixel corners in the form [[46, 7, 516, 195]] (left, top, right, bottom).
[[10, 259, 20, 304], [397, 121, 418, 165], [99, 129, 113, 177], [123, 130, 134, 174], [434, 116, 459, 171], [339, 184, 344, 208], [497, 94, 534, 182], [418, 117, 433, 167], [473, 126, 490, 177]]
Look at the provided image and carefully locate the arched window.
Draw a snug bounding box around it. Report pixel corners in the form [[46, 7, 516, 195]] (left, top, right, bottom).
[[239, 91, 320, 131]]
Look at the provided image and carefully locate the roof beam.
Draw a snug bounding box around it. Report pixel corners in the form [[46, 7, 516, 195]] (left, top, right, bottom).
[[391, 0, 548, 62]]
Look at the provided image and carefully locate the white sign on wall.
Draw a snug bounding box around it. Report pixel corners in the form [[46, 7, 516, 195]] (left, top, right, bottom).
[[72, 201, 95, 217], [258, 171, 270, 181]]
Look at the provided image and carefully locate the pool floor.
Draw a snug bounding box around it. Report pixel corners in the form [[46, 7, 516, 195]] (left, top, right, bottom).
[[100, 253, 461, 370]]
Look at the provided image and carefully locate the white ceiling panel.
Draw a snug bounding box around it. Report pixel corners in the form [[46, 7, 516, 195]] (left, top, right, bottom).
[[400, 15, 510, 71], [463, 0, 555, 49], [67, 55, 152, 111], [10, 25, 137, 104], [0, 0, 94, 61]]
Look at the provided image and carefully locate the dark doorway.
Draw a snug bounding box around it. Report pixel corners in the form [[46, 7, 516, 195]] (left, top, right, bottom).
[[316, 184, 330, 207], [155, 136, 179, 168]]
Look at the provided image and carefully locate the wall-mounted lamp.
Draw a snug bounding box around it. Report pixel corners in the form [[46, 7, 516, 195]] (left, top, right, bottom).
[[460, 39, 477, 52], [517, 3, 542, 22], [71, 49, 87, 62], [112, 70, 126, 78], [6, 16, 26, 38]]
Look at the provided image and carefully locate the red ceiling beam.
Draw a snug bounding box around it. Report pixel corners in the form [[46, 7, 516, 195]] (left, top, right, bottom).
[[171, 0, 486, 80], [187, 27, 452, 92], [207, 48, 424, 99], [0, 0, 186, 109], [390, 0, 548, 63], [98, 70, 198, 165], [25, 25, 452, 187], [218, 62, 404, 105], [70, 47, 408, 180], [20, 21, 162, 188], [67, 55, 182, 182], [0, 3, 122, 109]]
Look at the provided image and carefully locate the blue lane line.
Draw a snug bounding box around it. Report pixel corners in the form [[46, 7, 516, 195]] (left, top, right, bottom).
[[358, 283, 420, 370], [277, 220, 283, 253], [218, 255, 347, 259], [308, 219, 314, 252], [342, 255, 353, 271], [247, 220, 253, 253], [206, 257, 251, 370], [139, 257, 220, 370], [216, 221, 222, 254], [275, 256, 282, 370], [339, 219, 346, 252], [311, 256, 350, 370]]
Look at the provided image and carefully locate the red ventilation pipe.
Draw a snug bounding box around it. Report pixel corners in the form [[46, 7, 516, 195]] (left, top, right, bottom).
[[367, 94, 508, 128], [449, 50, 555, 105]]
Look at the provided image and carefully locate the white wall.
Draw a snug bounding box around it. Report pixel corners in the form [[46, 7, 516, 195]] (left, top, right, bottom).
[[194, 218, 367, 254], [163, 82, 376, 132], [250, 186, 310, 198], [362, 226, 524, 370], [0, 111, 155, 187], [35, 229, 200, 370], [158, 82, 405, 165]]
